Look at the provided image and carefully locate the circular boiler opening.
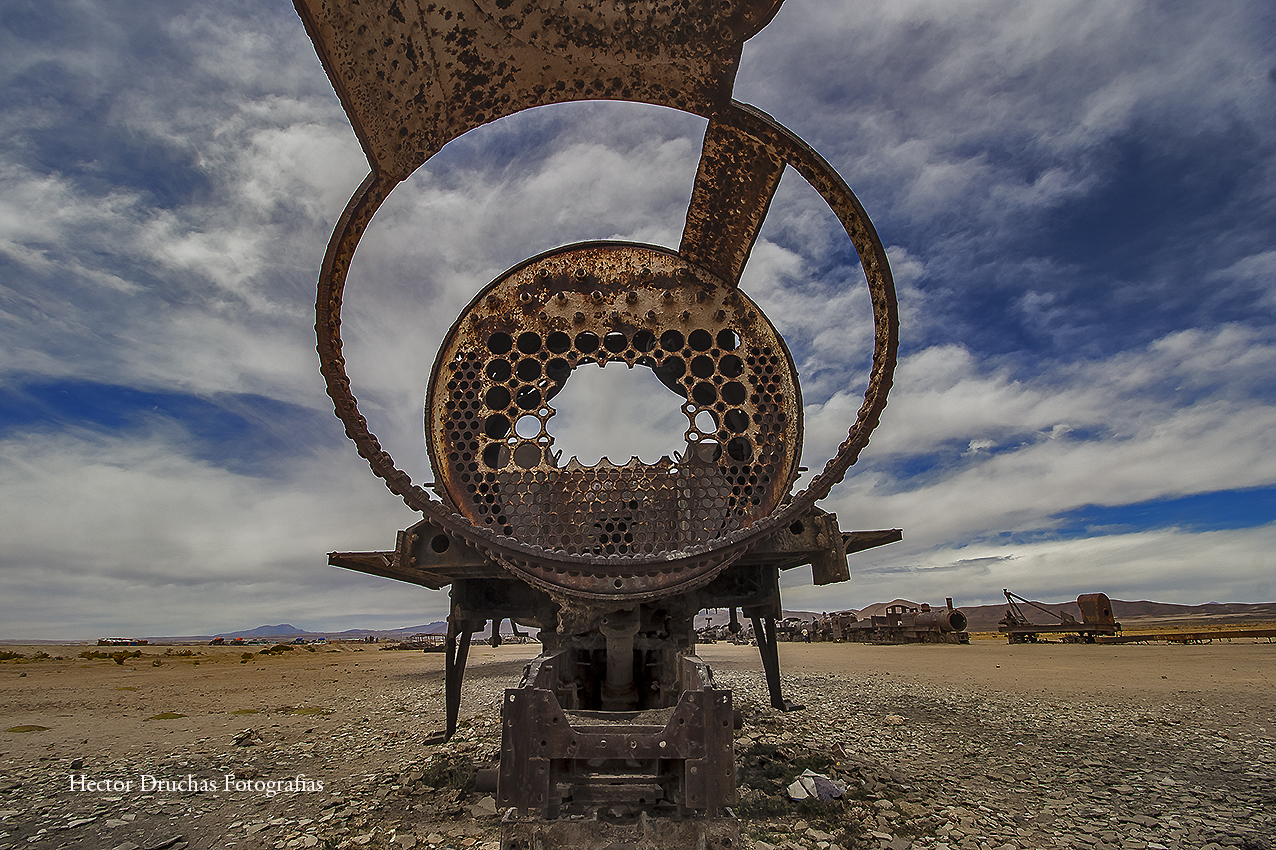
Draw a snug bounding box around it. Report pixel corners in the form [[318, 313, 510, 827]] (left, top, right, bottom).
[[547, 361, 688, 467]]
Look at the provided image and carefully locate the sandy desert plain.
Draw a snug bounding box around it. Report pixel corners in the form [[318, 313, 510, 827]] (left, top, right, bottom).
[[1, 634, 1273, 850]]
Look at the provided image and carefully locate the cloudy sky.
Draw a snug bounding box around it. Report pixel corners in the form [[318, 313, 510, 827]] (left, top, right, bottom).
[[2, 1, 1274, 639]]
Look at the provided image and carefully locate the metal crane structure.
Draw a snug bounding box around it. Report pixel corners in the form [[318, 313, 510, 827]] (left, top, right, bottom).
[[999, 589, 1121, 644], [293, 2, 901, 847]]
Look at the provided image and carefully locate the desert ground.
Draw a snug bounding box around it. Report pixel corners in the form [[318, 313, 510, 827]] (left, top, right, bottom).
[[1, 637, 1273, 850]]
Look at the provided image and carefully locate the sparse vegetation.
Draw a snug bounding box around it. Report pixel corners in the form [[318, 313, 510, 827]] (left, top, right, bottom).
[[732, 739, 876, 841], [737, 741, 836, 791], [736, 794, 789, 819], [418, 752, 477, 792], [6, 725, 51, 733], [0, 651, 24, 661], [79, 649, 144, 664], [145, 712, 187, 721], [259, 644, 294, 655]]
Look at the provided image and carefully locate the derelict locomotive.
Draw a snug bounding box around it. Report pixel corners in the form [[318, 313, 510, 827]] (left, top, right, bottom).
[[293, 2, 902, 847]]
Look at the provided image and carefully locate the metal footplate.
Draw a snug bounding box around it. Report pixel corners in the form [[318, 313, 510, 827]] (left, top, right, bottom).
[[498, 653, 737, 849]]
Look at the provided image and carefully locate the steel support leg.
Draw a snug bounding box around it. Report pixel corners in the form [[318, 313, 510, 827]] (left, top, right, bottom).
[[751, 615, 803, 712], [428, 617, 474, 743]]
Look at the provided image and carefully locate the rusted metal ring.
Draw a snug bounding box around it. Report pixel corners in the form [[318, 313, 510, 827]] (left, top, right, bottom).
[[314, 100, 897, 603]]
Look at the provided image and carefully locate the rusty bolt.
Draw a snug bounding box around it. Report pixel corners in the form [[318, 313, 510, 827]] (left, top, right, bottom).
[[695, 290, 707, 303], [575, 268, 588, 279], [681, 310, 691, 321], [639, 266, 652, 278], [646, 310, 657, 321], [714, 309, 726, 322], [662, 290, 673, 300], [555, 291, 567, 303], [574, 311, 586, 324], [591, 290, 604, 302], [626, 291, 638, 303]]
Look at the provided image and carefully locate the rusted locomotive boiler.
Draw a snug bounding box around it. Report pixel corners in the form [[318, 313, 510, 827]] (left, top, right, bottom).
[[293, 2, 901, 847]]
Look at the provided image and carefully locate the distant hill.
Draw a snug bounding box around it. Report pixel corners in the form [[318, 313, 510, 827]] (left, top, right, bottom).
[[209, 619, 543, 641], [212, 622, 449, 640], [214, 624, 309, 638]]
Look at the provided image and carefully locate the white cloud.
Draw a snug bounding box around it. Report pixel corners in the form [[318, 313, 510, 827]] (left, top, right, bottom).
[[2, 2, 1274, 639], [0, 428, 439, 639], [783, 523, 1276, 612], [1209, 250, 1276, 309], [776, 324, 1276, 610], [547, 363, 690, 468]]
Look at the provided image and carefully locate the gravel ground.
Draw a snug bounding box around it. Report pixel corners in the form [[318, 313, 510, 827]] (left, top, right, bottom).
[[1, 640, 1272, 850]]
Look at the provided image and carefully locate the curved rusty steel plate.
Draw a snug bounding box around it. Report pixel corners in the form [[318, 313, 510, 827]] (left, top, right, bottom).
[[298, 0, 898, 603]]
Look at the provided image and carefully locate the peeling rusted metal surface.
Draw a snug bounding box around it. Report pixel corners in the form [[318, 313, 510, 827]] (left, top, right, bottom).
[[294, 0, 784, 181], [297, 1, 897, 605], [1077, 592, 1117, 625], [300, 2, 902, 842], [311, 102, 897, 604], [681, 118, 784, 286], [426, 243, 802, 589]]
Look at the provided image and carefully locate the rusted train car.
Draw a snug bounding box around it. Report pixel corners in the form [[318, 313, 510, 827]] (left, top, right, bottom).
[[818, 600, 969, 644]]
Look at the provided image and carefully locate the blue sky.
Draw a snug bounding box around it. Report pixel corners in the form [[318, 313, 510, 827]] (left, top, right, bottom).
[[2, 1, 1274, 638]]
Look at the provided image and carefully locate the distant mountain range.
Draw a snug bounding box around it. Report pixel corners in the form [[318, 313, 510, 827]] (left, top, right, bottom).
[[117, 599, 1276, 641], [213, 623, 437, 639], [4, 598, 1272, 644], [208, 619, 544, 640]]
